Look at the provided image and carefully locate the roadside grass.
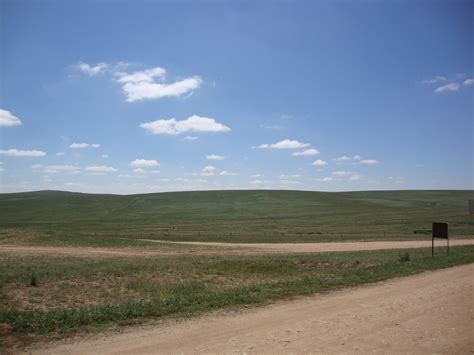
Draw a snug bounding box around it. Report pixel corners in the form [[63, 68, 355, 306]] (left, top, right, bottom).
[[1, 245, 473, 343], [1, 190, 473, 246]]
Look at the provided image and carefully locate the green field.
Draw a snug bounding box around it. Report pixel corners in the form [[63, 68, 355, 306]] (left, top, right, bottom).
[[2, 246, 474, 343], [0, 190, 473, 246], [1, 189, 474, 348]]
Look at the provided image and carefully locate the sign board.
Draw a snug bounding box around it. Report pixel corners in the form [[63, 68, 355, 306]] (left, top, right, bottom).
[[432, 222, 448, 239], [469, 200, 474, 215], [432, 222, 449, 257]]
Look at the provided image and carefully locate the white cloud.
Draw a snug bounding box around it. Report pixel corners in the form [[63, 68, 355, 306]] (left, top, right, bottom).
[[101, 154, 109, 158], [335, 155, 351, 161], [360, 159, 379, 165], [434, 82, 460, 93], [56, 152, 65, 156], [335, 155, 375, 164], [312, 159, 327, 166], [349, 174, 362, 181], [250, 179, 264, 184], [316, 177, 333, 182], [258, 139, 310, 149], [422, 76, 447, 84], [0, 149, 46, 157], [133, 168, 146, 174], [31, 164, 43, 170], [184, 135, 198, 141], [332, 171, 357, 177], [75, 62, 108, 76], [140, 115, 230, 135], [0, 109, 22, 127], [115, 67, 166, 83], [292, 148, 319, 156], [250, 174, 262, 178], [70, 143, 101, 149], [463, 78, 474, 86], [43, 165, 81, 173], [151, 170, 160, 174], [201, 166, 215, 176], [219, 170, 237, 176], [206, 154, 225, 161], [130, 159, 159, 168], [122, 76, 202, 102], [85, 165, 117, 173]]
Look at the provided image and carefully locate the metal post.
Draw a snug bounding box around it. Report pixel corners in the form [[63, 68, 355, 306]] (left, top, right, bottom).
[[432, 236, 434, 258]]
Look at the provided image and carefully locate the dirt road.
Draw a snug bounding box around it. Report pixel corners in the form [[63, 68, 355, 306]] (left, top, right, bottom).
[[141, 238, 474, 253], [2, 239, 474, 257], [31, 264, 474, 354]]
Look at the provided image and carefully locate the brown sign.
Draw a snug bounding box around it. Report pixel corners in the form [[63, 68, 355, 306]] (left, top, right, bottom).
[[432, 222, 448, 239], [432, 222, 449, 257]]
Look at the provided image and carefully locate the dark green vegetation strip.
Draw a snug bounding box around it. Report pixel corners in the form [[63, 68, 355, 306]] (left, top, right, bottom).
[[0, 190, 473, 244], [1, 246, 473, 336]]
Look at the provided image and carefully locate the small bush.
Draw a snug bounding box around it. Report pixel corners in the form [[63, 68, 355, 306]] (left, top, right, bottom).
[[30, 273, 38, 287], [398, 251, 410, 262]]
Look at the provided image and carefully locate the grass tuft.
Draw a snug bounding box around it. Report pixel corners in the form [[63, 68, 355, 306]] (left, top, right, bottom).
[[398, 251, 410, 262]]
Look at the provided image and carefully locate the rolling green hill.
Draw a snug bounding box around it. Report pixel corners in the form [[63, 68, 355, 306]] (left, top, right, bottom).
[[0, 189, 473, 245]]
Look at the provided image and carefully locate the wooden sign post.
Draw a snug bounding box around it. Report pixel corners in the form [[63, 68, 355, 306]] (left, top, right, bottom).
[[432, 222, 449, 257]]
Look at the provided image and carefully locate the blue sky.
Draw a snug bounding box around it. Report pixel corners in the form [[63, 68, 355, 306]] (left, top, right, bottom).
[[0, 0, 472, 194]]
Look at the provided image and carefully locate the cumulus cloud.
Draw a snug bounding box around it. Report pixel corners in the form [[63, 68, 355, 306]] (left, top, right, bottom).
[[334, 154, 362, 162], [115, 67, 166, 83], [434, 82, 460, 93], [422, 76, 447, 84], [206, 154, 225, 161], [316, 177, 333, 182], [0, 149, 46, 157], [184, 135, 198, 141], [292, 148, 319, 156], [70, 143, 101, 149], [0, 109, 22, 127], [85, 166, 117, 173], [360, 159, 379, 165], [312, 159, 327, 166], [43, 165, 81, 173], [130, 159, 159, 168], [250, 174, 262, 178], [219, 170, 237, 176], [74, 62, 202, 102], [122, 76, 202, 102], [140, 115, 230, 135], [335, 155, 352, 162], [258, 139, 310, 149], [464, 78, 474, 86], [201, 166, 215, 176], [133, 168, 146, 174], [332, 171, 357, 177], [75, 62, 108, 76]]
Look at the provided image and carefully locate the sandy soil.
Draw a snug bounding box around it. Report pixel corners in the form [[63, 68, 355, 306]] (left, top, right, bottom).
[[1, 239, 473, 257], [141, 238, 474, 253], [28, 263, 474, 354]]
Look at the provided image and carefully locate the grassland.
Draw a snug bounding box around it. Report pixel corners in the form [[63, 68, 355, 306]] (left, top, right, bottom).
[[1, 189, 473, 348], [0, 190, 473, 246], [1, 245, 474, 344]]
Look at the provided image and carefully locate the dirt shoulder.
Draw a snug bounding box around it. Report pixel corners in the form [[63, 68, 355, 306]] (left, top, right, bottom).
[[1, 239, 473, 257], [28, 263, 474, 354]]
